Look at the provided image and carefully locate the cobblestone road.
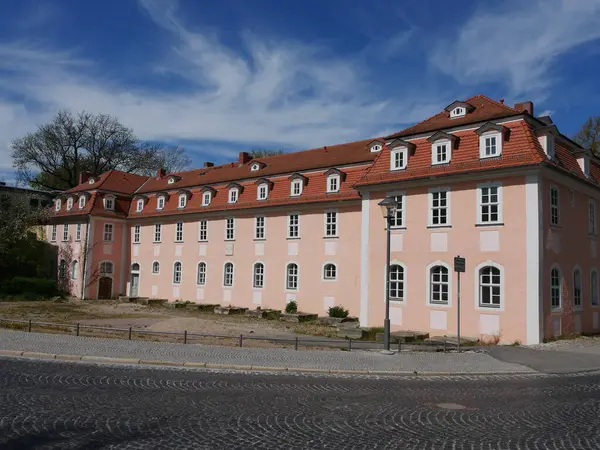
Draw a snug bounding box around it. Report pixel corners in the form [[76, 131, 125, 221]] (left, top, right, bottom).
[[1, 358, 599, 449]]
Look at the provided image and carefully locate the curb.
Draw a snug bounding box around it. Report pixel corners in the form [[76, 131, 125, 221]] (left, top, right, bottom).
[[0, 349, 538, 377]]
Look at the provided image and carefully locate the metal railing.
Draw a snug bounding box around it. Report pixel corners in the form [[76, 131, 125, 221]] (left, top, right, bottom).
[[0, 317, 460, 352]]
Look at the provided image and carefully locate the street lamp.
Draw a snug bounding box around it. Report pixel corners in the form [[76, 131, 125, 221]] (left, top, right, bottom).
[[378, 196, 399, 355]]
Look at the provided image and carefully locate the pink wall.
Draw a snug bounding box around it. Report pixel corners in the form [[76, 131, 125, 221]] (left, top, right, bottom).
[[366, 176, 529, 343], [48, 222, 89, 298]]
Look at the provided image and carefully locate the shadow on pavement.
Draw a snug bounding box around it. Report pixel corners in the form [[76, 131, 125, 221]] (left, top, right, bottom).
[[487, 346, 600, 374]]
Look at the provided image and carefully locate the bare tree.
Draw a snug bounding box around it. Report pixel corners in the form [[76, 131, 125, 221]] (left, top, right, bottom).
[[12, 110, 191, 190], [250, 148, 285, 159], [574, 116, 600, 157]]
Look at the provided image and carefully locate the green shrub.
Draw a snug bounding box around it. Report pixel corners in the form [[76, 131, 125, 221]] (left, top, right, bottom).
[[0, 277, 59, 298], [285, 300, 297, 314], [328, 305, 349, 318]]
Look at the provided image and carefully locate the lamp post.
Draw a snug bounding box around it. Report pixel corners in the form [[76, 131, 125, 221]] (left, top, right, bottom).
[[378, 196, 399, 355]]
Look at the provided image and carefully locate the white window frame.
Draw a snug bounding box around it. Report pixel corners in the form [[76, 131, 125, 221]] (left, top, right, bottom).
[[390, 147, 408, 171], [173, 261, 182, 284], [450, 107, 466, 118], [136, 199, 144, 212], [288, 213, 300, 238], [474, 261, 504, 310], [591, 268, 599, 307], [78, 196, 86, 209], [228, 188, 239, 204], [50, 225, 57, 241], [476, 182, 503, 225], [59, 259, 67, 280], [327, 175, 340, 193], [178, 194, 187, 209], [66, 197, 73, 210], [202, 191, 211, 206], [257, 183, 268, 200], [157, 196, 165, 210], [323, 262, 337, 281], [75, 224, 82, 242], [55, 199, 61, 211], [153, 224, 162, 243], [428, 187, 451, 227], [324, 210, 338, 237], [152, 261, 160, 274], [250, 163, 260, 172], [291, 179, 303, 196], [389, 263, 406, 302], [168, 177, 175, 185], [285, 262, 299, 291], [197, 262, 206, 285], [71, 260, 79, 280], [99, 261, 114, 275], [479, 131, 502, 159], [550, 265, 562, 311], [104, 196, 115, 211], [370, 143, 383, 153], [175, 222, 184, 242], [573, 266, 583, 310], [103, 223, 113, 242], [133, 225, 140, 244], [255, 216, 266, 240], [198, 220, 208, 242], [387, 191, 405, 229], [225, 217, 235, 241], [431, 139, 451, 165], [425, 261, 452, 307], [589, 199, 597, 235], [62, 224, 69, 242], [253, 261, 265, 288], [550, 186, 560, 226], [223, 261, 234, 287]]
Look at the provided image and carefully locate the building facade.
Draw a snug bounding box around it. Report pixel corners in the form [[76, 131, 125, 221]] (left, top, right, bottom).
[[47, 95, 600, 344]]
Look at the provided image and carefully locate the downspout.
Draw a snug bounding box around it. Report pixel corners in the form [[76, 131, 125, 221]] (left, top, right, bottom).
[[80, 215, 91, 300]]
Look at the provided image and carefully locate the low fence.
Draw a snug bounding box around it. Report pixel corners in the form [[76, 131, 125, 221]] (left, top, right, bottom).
[[0, 317, 457, 352]]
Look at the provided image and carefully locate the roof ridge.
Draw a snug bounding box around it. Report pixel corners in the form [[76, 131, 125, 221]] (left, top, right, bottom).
[[466, 94, 518, 113]]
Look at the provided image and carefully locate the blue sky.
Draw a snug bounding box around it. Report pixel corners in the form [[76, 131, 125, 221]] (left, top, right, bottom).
[[1, 0, 600, 181]]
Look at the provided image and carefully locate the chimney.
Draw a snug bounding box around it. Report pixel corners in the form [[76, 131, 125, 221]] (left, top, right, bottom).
[[238, 152, 251, 164], [204, 162, 214, 168], [514, 101, 534, 116], [79, 171, 92, 184], [156, 168, 166, 179]]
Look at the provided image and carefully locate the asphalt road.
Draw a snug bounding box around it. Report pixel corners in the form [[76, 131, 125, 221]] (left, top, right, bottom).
[[1, 358, 600, 450]]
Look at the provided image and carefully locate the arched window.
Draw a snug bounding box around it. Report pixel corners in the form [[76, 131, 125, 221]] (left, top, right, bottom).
[[173, 262, 182, 284], [253, 262, 264, 288], [152, 261, 160, 274], [389, 264, 404, 301], [323, 263, 337, 280], [58, 259, 66, 280], [479, 266, 501, 308], [573, 267, 582, 308], [71, 260, 79, 280], [551, 267, 562, 310], [286, 263, 298, 290], [131, 263, 140, 271], [429, 265, 449, 305], [99, 261, 113, 275], [592, 270, 599, 306], [223, 262, 234, 287], [197, 262, 206, 285]]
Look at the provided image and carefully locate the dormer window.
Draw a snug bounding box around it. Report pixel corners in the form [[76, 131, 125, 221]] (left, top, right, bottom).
[[291, 179, 303, 196], [103, 196, 115, 211], [178, 194, 187, 208], [66, 197, 73, 210], [257, 183, 268, 200], [251, 163, 260, 171], [476, 123, 507, 159], [229, 188, 239, 203], [390, 147, 408, 170], [371, 143, 382, 153], [136, 199, 144, 212], [327, 175, 340, 193], [168, 178, 175, 184], [450, 107, 466, 118], [157, 196, 165, 210], [78, 196, 86, 209], [55, 199, 61, 211], [88, 178, 95, 185], [427, 131, 458, 166], [444, 100, 474, 119], [202, 191, 211, 206], [536, 125, 558, 160]]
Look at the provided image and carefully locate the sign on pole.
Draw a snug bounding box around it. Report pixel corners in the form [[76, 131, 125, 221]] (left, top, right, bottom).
[[454, 256, 465, 352], [454, 256, 465, 273]]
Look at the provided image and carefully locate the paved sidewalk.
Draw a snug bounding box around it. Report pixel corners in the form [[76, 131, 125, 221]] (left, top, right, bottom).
[[488, 346, 600, 374], [0, 329, 534, 375]]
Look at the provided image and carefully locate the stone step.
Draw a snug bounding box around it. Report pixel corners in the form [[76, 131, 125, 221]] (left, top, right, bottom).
[[197, 304, 220, 312], [280, 313, 318, 323], [147, 299, 168, 306], [337, 328, 368, 340], [214, 306, 248, 315], [375, 331, 430, 343]]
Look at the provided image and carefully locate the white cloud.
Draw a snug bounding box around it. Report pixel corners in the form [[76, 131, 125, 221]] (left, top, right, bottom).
[[431, 0, 600, 99]]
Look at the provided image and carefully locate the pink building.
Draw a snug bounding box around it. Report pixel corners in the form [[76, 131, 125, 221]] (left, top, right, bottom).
[[47, 95, 600, 344]]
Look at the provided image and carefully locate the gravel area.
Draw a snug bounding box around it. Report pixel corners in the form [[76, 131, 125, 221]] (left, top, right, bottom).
[[527, 335, 600, 354]]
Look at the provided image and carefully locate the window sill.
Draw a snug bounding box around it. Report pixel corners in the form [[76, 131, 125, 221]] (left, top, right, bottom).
[[174, 241, 184, 244], [153, 241, 162, 244], [132, 242, 140, 245], [478, 305, 501, 309], [431, 161, 450, 166], [550, 308, 562, 313], [224, 239, 236, 242], [550, 224, 562, 229], [286, 237, 301, 240], [390, 167, 407, 172], [253, 238, 266, 242], [479, 154, 502, 160], [323, 236, 339, 239], [427, 225, 452, 229], [389, 227, 406, 231], [198, 240, 208, 243], [428, 302, 450, 308], [102, 240, 113, 243], [475, 222, 504, 228]]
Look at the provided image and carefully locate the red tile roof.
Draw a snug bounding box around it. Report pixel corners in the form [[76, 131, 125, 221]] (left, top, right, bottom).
[[65, 171, 149, 194]]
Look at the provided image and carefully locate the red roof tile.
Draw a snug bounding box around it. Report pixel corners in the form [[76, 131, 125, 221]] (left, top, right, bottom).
[[66, 171, 149, 195]]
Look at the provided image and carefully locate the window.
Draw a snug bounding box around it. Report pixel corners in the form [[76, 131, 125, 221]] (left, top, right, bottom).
[[152, 261, 160, 274], [130, 225, 139, 243], [55, 199, 61, 211], [429, 188, 450, 226], [168, 177, 175, 184], [389, 264, 404, 301], [371, 143, 382, 152], [253, 262, 264, 288], [327, 175, 340, 193], [569, 189, 575, 207], [485, 136, 497, 156], [157, 196, 165, 210], [71, 260, 78, 280], [58, 259, 66, 280], [573, 268, 582, 309], [103, 223, 113, 241], [257, 183, 268, 200], [104, 197, 114, 210], [50, 225, 57, 241], [550, 186, 560, 226], [390, 148, 407, 170], [479, 266, 501, 308], [450, 107, 466, 118], [136, 199, 144, 212], [551, 267, 561, 310], [325, 211, 338, 237], [288, 214, 299, 238], [78, 196, 86, 209], [88, 178, 95, 184], [99, 261, 113, 274], [197, 262, 206, 285], [286, 263, 298, 290], [173, 262, 182, 284], [229, 188, 238, 203], [63, 224, 69, 241], [178, 194, 187, 208], [291, 179, 303, 196], [225, 217, 235, 240], [66, 198, 73, 210], [251, 163, 260, 171], [255, 216, 266, 240], [175, 222, 184, 242], [202, 191, 211, 206], [223, 262, 234, 287], [478, 183, 502, 224], [429, 265, 449, 305], [323, 263, 337, 281], [154, 224, 162, 242], [590, 200, 597, 235], [198, 220, 207, 241], [131, 263, 140, 272], [592, 270, 599, 306], [389, 194, 404, 228], [479, 133, 502, 158], [75, 224, 82, 241], [433, 143, 450, 165]]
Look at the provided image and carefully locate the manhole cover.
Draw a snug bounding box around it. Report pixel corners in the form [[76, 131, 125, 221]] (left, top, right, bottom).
[[436, 403, 467, 410]]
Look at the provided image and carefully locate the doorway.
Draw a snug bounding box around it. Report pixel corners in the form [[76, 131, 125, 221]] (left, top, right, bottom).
[[130, 263, 140, 298]]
